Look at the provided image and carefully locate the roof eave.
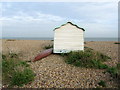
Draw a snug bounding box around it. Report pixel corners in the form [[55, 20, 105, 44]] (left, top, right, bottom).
[[53, 22, 85, 31]]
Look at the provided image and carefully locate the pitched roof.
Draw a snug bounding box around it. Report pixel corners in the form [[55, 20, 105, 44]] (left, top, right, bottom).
[[54, 22, 85, 31]]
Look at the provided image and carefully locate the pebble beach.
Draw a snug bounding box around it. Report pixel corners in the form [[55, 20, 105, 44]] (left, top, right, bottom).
[[1, 39, 119, 88]]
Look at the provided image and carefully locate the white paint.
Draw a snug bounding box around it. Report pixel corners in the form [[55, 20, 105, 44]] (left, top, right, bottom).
[[54, 22, 85, 53]]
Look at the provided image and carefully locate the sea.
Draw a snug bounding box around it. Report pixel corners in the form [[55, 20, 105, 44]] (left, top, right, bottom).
[[1, 37, 119, 41]]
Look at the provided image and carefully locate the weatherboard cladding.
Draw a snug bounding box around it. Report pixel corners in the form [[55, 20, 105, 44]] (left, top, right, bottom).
[[53, 22, 84, 53]]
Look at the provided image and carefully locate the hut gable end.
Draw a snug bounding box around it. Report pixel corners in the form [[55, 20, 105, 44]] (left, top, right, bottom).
[[53, 22, 85, 53]]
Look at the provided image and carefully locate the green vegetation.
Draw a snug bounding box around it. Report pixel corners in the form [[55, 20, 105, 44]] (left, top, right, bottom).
[[101, 63, 120, 88], [2, 53, 35, 87], [44, 44, 53, 49], [114, 42, 120, 44], [63, 47, 110, 69], [98, 80, 106, 87], [9, 53, 18, 58], [18, 61, 30, 67], [117, 63, 120, 69], [107, 67, 118, 77], [2, 54, 6, 60], [10, 68, 34, 87], [62, 47, 120, 85], [7, 39, 16, 41], [90, 60, 108, 69], [106, 63, 120, 78], [60, 47, 120, 88], [60, 53, 68, 57]]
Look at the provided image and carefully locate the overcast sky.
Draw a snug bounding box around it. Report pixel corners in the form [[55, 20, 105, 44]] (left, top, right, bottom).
[[1, 2, 118, 38]]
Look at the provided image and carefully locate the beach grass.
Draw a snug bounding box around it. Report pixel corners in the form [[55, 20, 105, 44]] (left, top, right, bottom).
[[106, 63, 120, 78], [2, 53, 35, 87], [43, 44, 53, 49], [6, 39, 16, 41], [98, 80, 107, 87], [63, 47, 110, 69], [114, 42, 120, 44]]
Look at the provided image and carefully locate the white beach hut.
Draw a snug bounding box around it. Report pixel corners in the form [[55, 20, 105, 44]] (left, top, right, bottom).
[[53, 22, 85, 53]]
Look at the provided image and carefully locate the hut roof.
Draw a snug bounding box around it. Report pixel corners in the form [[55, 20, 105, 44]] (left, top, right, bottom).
[[54, 22, 85, 31]]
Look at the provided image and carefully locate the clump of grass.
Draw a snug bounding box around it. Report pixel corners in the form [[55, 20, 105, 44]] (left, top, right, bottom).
[[117, 63, 120, 86], [106, 66, 119, 78], [2, 53, 35, 87], [107, 67, 118, 75], [117, 63, 120, 69], [98, 80, 106, 87], [9, 53, 18, 58], [91, 60, 108, 69], [2, 54, 7, 59], [2, 52, 19, 59], [114, 42, 120, 44], [7, 39, 16, 41], [84, 46, 88, 49], [10, 68, 34, 87], [96, 52, 111, 62], [44, 44, 53, 49], [64, 48, 110, 69], [60, 53, 69, 57], [18, 61, 30, 67]]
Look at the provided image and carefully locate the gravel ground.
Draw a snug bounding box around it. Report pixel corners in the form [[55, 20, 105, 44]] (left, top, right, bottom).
[[1, 40, 119, 88]]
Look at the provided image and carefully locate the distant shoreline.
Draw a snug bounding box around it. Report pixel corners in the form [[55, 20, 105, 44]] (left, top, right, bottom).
[[1, 37, 118, 41]]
